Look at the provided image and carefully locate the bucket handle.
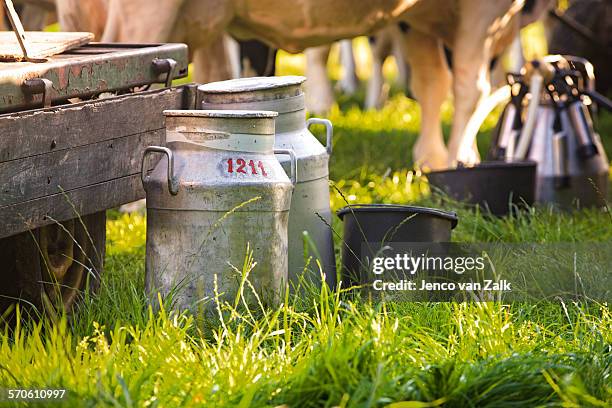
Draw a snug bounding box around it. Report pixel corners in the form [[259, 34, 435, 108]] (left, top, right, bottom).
[[141, 146, 180, 195], [306, 118, 333, 155], [274, 148, 298, 185]]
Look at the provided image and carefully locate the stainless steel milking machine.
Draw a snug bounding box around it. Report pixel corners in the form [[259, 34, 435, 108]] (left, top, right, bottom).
[[490, 55, 611, 208]]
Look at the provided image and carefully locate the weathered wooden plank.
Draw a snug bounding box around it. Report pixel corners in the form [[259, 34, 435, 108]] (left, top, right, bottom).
[[0, 226, 42, 312], [0, 129, 163, 206], [0, 84, 198, 238], [0, 86, 185, 162], [0, 31, 94, 61], [0, 173, 144, 239]]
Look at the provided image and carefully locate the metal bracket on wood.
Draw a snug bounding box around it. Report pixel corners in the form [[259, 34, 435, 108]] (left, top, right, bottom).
[[152, 58, 178, 87], [22, 78, 53, 108], [2, 0, 46, 62]]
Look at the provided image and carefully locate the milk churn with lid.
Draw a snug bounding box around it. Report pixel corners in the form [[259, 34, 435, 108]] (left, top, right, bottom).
[[142, 110, 296, 312], [197, 76, 336, 288]]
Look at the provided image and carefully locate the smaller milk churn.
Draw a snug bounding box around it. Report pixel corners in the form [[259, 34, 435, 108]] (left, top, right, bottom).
[[197, 76, 336, 289], [142, 110, 296, 313]]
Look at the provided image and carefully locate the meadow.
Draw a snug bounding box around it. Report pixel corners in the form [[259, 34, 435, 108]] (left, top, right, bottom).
[[1, 37, 611, 407]]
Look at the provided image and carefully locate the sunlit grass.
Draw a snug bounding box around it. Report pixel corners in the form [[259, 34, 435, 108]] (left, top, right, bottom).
[[106, 212, 146, 256], [2, 277, 610, 406]]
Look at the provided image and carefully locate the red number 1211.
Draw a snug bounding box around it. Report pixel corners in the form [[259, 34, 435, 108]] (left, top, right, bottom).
[[227, 158, 267, 176]]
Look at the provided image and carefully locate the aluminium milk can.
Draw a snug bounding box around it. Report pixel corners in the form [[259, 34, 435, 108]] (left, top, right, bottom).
[[197, 76, 336, 289], [142, 110, 295, 312]]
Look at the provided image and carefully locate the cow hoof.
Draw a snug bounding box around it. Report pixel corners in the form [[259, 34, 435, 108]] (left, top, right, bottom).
[[413, 144, 449, 171], [450, 147, 481, 168]]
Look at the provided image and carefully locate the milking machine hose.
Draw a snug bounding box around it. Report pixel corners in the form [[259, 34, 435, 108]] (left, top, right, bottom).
[[456, 85, 511, 163], [514, 72, 544, 160], [584, 90, 612, 113]]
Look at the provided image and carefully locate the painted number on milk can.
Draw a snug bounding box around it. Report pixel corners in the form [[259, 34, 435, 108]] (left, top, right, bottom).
[[226, 158, 268, 176]]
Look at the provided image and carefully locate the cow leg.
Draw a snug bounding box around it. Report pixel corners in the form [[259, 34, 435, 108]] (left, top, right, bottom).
[[192, 38, 233, 84], [338, 40, 359, 95], [393, 32, 410, 90], [239, 39, 277, 77], [447, 2, 504, 166], [447, 47, 490, 167], [365, 32, 391, 110], [20, 4, 47, 30], [402, 30, 450, 170], [305, 45, 334, 114], [224, 35, 241, 79]]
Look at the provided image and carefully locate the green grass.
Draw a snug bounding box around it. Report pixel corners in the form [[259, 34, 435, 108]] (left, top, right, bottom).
[[2, 268, 610, 406], [2, 53, 612, 407]]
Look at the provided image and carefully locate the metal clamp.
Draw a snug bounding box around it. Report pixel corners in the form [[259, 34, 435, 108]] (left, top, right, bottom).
[[274, 148, 298, 185], [306, 118, 333, 155], [141, 146, 179, 195], [22, 78, 53, 108], [152, 58, 178, 87]]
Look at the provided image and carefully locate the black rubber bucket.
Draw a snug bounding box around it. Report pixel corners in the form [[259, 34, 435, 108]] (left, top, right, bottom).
[[337, 204, 458, 287], [425, 161, 537, 216]]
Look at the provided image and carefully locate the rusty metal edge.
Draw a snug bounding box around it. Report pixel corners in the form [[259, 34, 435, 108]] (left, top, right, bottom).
[[0, 42, 189, 113]]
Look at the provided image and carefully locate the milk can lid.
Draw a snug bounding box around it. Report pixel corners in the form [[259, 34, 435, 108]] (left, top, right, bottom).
[[197, 76, 306, 93], [163, 109, 278, 118]]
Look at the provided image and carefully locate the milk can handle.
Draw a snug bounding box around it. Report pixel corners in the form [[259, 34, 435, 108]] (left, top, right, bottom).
[[141, 146, 179, 195], [306, 118, 333, 155], [274, 148, 298, 185]]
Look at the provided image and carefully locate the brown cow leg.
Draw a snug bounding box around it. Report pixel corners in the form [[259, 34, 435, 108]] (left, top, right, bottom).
[[19, 4, 48, 30], [402, 30, 450, 170], [0, 5, 6, 31], [447, 0, 518, 166], [365, 28, 394, 110], [447, 42, 491, 165], [305, 45, 334, 115], [192, 39, 233, 85]]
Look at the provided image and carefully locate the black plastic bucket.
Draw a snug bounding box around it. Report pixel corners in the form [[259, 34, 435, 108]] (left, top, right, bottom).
[[337, 204, 458, 287], [425, 161, 537, 216]]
